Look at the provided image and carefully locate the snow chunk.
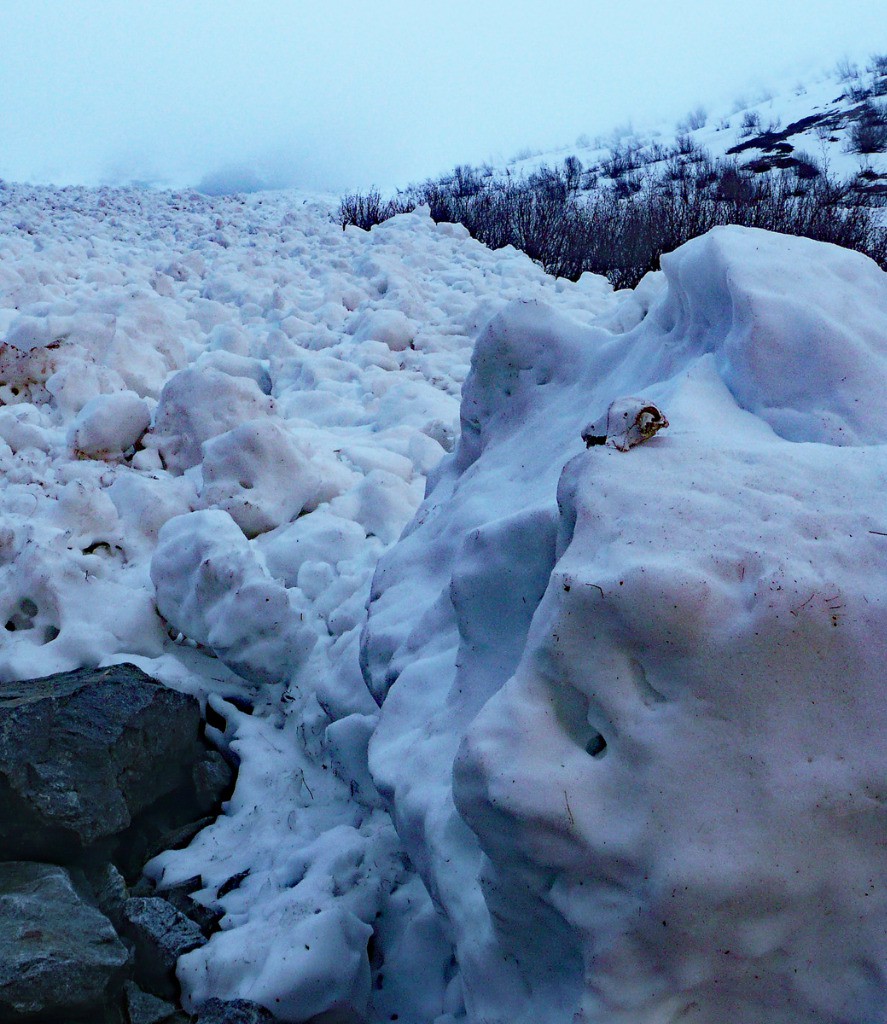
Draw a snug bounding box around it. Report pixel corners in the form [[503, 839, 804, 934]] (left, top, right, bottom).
[[351, 308, 416, 352], [151, 510, 315, 685], [149, 367, 274, 474], [0, 336, 62, 405], [205, 322, 251, 356], [649, 226, 887, 444], [198, 420, 321, 538], [0, 404, 51, 453], [68, 391, 151, 459], [195, 350, 272, 394]]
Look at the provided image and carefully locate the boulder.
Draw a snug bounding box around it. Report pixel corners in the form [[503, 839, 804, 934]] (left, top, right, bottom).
[[194, 997, 280, 1023], [124, 980, 183, 1024], [157, 875, 224, 937], [0, 861, 130, 1021], [0, 663, 202, 861], [122, 896, 205, 999], [84, 861, 129, 930], [191, 749, 235, 815]]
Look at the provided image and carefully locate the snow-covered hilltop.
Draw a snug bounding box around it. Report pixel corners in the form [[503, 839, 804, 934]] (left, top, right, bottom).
[[1, 128, 886, 1022]]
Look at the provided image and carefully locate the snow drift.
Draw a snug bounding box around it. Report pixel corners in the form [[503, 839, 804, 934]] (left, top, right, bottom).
[[363, 226, 887, 1023]]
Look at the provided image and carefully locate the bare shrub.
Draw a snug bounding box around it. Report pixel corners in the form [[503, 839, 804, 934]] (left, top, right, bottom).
[[739, 111, 762, 138], [792, 152, 822, 180], [836, 56, 860, 82], [338, 189, 413, 230], [602, 144, 642, 179], [563, 156, 584, 192], [848, 102, 887, 154], [339, 144, 887, 290], [677, 106, 708, 132]]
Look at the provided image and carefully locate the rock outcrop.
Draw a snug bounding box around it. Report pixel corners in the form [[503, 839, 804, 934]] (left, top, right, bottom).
[[0, 663, 238, 1022], [0, 663, 203, 861], [0, 861, 130, 1021]]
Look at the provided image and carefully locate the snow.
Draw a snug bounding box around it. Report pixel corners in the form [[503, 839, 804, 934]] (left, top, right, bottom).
[[0, 168, 885, 1023], [0, 182, 614, 1022], [508, 57, 887, 214], [68, 390, 152, 459], [363, 224, 887, 1023]]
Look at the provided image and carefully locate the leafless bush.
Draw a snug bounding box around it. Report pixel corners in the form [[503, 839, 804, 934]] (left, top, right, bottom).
[[848, 102, 887, 153], [677, 106, 708, 132], [339, 146, 887, 290], [602, 144, 643, 179], [563, 155, 584, 192], [792, 152, 822, 180], [836, 56, 861, 82], [739, 111, 762, 138], [338, 188, 412, 230]]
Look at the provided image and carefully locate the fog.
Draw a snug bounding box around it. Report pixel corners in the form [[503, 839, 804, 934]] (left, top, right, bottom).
[[0, 1, 883, 193]]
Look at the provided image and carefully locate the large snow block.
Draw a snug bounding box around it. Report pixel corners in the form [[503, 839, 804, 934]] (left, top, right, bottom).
[[151, 510, 317, 686], [362, 227, 887, 1024], [643, 225, 887, 445]]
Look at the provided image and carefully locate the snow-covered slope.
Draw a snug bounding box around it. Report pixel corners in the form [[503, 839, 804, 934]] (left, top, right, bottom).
[[505, 54, 887, 204], [1, 173, 887, 1024]]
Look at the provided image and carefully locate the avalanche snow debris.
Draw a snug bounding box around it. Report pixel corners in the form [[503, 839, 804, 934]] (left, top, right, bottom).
[[363, 224, 887, 1024], [3, 171, 885, 1024], [0, 183, 612, 1023]]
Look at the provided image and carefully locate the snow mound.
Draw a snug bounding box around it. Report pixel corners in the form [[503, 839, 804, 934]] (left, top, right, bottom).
[[151, 510, 318, 685], [68, 390, 151, 459], [649, 228, 887, 445], [6, 172, 884, 1023], [197, 420, 321, 538], [148, 366, 275, 474], [363, 225, 887, 1023]]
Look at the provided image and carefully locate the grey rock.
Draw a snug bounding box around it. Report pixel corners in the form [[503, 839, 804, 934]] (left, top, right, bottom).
[[158, 876, 224, 937], [192, 749, 235, 815], [194, 997, 280, 1023], [0, 663, 202, 861], [0, 861, 130, 1021], [142, 815, 215, 867], [85, 861, 130, 930], [122, 896, 205, 999], [130, 875, 157, 898], [124, 980, 180, 1024]]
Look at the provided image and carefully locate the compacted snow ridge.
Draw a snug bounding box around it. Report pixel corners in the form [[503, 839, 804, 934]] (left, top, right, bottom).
[[1, 174, 886, 1024]]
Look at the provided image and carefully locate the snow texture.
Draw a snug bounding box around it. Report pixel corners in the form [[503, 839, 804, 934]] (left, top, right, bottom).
[[363, 225, 887, 1023], [0, 169, 885, 1024], [0, 184, 612, 1023]]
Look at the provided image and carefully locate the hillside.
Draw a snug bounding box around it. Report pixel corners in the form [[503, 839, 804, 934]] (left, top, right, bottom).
[[342, 54, 887, 288], [508, 53, 887, 197]]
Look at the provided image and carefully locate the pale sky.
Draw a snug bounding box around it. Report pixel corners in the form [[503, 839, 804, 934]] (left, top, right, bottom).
[[0, 1, 883, 193]]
